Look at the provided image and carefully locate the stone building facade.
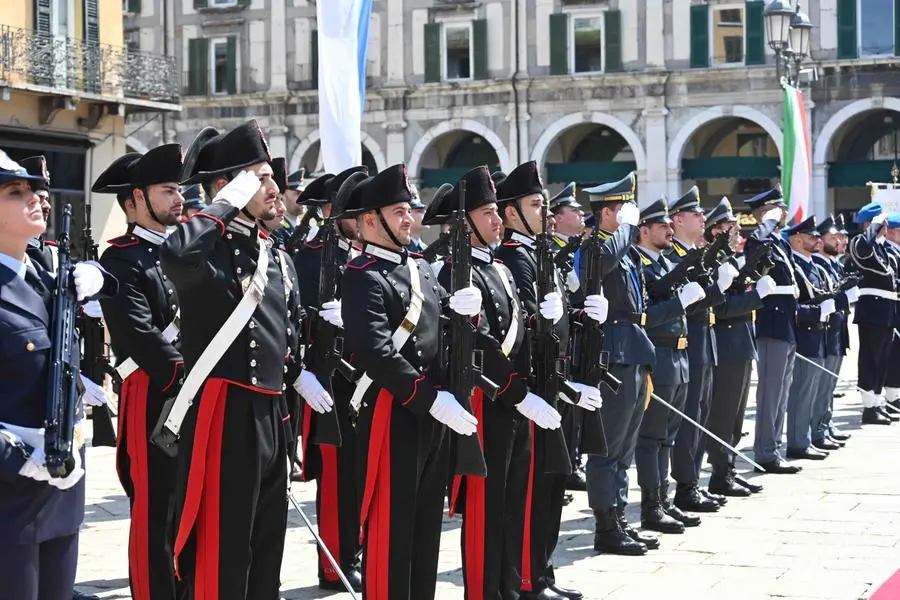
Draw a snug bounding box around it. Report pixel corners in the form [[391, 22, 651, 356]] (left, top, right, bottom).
[[125, 0, 900, 219]]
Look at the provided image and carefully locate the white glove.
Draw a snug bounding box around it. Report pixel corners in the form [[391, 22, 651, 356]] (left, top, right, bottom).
[[754, 275, 776, 298], [429, 390, 478, 436], [565, 382, 603, 411], [83, 300, 103, 319], [819, 298, 836, 322], [18, 448, 52, 483], [79, 374, 109, 407], [872, 213, 887, 225], [616, 202, 640, 227], [716, 262, 739, 292], [213, 169, 262, 211], [47, 448, 84, 491], [678, 281, 706, 308], [762, 207, 782, 223], [293, 369, 333, 414], [583, 293, 609, 324], [72, 262, 105, 301], [449, 286, 482, 317], [320, 299, 343, 328], [566, 269, 580, 293], [539, 291, 564, 323], [515, 392, 562, 430], [844, 286, 860, 304]]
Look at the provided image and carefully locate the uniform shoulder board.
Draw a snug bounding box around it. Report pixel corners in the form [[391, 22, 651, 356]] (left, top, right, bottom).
[[672, 243, 687, 258], [347, 254, 375, 270], [44, 240, 57, 247], [303, 240, 323, 250], [106, 234, 140, 248], [494, 258, 505, 264], [639, 253, 652, 266], [502, 240, 522, 247], [409, 251, 423, 259]]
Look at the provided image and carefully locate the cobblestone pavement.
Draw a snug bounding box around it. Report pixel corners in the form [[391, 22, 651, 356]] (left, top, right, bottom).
[[75, 339, 900, 600]]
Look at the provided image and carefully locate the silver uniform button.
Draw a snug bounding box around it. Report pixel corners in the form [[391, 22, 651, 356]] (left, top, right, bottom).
[[251, 376, 258, 385], [171, 304, 176, 310], [282, 383, 287, 391], [249, 321, 256, 329], [156, 260, 161, 266], [237, 267, 243, 274], [250, 340, 257, 348], [250, 359, 257, 367], [234, 249, 240, 256], [227, 233, 233, 239]]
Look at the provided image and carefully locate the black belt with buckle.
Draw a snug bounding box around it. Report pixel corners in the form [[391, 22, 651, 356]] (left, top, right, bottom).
[[610, 311, 647, 327], [651, 336, 688, 350]]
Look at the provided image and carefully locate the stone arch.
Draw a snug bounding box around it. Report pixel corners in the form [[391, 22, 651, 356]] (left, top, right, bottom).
[[667, 105, 784, 173], [288, 130, 387, 174], [125, 136, 150, 154], [407, 119, 512, 180], [531, 112, 647, 172], [813, 97, 900, 165]]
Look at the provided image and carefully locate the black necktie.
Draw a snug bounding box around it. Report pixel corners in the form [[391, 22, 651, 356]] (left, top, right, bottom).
[[25, 265, 52, 309]]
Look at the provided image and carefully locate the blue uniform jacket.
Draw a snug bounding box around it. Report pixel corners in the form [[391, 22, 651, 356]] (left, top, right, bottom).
[[713, 282, 763, 363], [667, 238, 725, 366], [0, 259, 117, 544], [635, 247, 689, 385], [792, 253, 828, 359], [812, 254, 850, 358]]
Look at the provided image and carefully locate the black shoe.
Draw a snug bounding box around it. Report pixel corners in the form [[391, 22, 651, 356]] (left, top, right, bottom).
[[754, 459, 802, 474], [659, 485, 701, 527], [519, 589, 567, 600], [549, 583, 584, 600], [616, 506, 660, 549], [593, 508, 648, 556], [732, 473, 764, 493], [891, 399, 900, 411], [700, 488, 727, 506], [829, 428, 851, 441], [566, 468, 587, 491], [877, 406, 900, 422], [826, 435, 846, 447], [641, 505, 685, 534], [862, 407, 892, 425], [674, 486, 720, 513], [562, 492, 574, 506], [73, 592, 101, 600], [812, 438, 841, 451], [786, 447, 828, 460], [319, 567, 363, 592], [708, 473, 751, 497], [833, 392, 845, 398]]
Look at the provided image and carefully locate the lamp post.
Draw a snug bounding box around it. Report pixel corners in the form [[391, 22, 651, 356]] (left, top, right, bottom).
[[764, 1, 813, 86]]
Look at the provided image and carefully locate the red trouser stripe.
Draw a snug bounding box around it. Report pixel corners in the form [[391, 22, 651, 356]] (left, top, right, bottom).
[[318, 444, 341, 581], [463, 389, 487, 600], [122, 370, 151, 600], [360, 389, 393, 600], [520, 421, 536, 592], [300, 402, 313, 482]]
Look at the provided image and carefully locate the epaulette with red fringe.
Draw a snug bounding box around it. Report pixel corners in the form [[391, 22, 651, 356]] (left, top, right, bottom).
[[106, 234, 140, 248]]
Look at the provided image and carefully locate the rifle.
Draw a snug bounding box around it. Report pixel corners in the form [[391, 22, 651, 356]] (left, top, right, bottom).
[[44, 204, 81, 478], [79, 204, 117, 446], [647, 247, 704, 300], [421, 230, 451, 263], [553, 234, 583, 275], [304, 174, 367, 446], [573, 228, 619, 457], [808, 274, 861, 304], [285, 206, 320, 254], [732, 241, 776, 288], [528, 193, 579, 475], [441, 179, 498, 477], [702, 230, 733, 271]]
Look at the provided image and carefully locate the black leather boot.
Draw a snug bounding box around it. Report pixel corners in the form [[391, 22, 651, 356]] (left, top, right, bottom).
[[593, 508, 647, 555], [660, 484, 701, 527], [616, 504, 660, 549], [640, 488, 685, 533], [708, 470, 751, 497], [862, 407, 891, 425]]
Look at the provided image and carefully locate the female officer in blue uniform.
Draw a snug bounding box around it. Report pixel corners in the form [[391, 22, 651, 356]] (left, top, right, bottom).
[[0, 149, 117, 600]]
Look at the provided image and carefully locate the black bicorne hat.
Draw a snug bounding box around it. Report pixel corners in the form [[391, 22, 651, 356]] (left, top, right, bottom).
[[639, 196, 672, 226], [324, 166, 369, 204], [341, 163, 414, 218], [271, 157, 287, 194], [331, 170, 370, 220], [92, 152, 143, 193], [495, 161, 543, 204], [19, 156, 50, 192], [423, 166, 497, 224], [422, 183, 455, 226], [297, 173, 335, 205], [670, 186, 704, 215], [128, 144, 184, 188], [182, 120, 272, 184], [181, 184, 207, 210], [179, 127, 222, 185]]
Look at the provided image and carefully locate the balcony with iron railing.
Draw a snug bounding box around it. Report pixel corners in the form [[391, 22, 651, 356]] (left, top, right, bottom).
[[0, 25, 180, 110]]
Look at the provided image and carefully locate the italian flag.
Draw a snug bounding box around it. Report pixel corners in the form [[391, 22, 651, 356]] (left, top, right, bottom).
[[782, 83, 811, 225]]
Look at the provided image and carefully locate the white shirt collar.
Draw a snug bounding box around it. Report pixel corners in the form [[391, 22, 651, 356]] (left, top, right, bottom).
[[363, 242, 405, 264], [0, 252, 27, 279], [132, 225, 169, 245], [284, 213, 299, 228], [792, 250, 813, 264], [637, 245, 661, 261], [510, 230, 536, 249], [674, 236, 695, 250], [472, 246, 493, 263], [555, 232, 570, 242]]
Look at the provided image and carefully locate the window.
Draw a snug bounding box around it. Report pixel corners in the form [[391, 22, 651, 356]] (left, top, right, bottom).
[[125, 28, 140, 53], [711, 5, 744, 65], [210, 0, 237, 6], [210, 38, 231, 94], [122, 0, 140, 13], [443, 23, 472, 81], [570, 15, 603, 74], [859, 0, 894, 56]]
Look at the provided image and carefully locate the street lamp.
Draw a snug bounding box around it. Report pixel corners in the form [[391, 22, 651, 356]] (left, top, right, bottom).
[[764, 1, 814, 86]]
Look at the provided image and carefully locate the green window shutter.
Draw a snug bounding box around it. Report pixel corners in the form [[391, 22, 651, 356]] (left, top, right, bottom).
[[549, 13, 569, 75], [473, 19, 488, 80], [424, 22, 441, 83], [604, 9, 622, 72], [34, 0, 52, 34], [745, 1, 765, 65], [225, 36, 237, 94], [83, 0, 101, 92], [132, 0, 142, 13], [193, 0, 207, 9], [311, 29, 318, 88], [837, 0, 858, 59], [187, 38, 209, 95], [689, 4, 710, 68]]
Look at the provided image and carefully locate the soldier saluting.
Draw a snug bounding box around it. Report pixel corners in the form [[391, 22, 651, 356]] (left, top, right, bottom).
[[162, 120, 307, 600], [96, 143, 186, 600], [340, 163, 484, 600]]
